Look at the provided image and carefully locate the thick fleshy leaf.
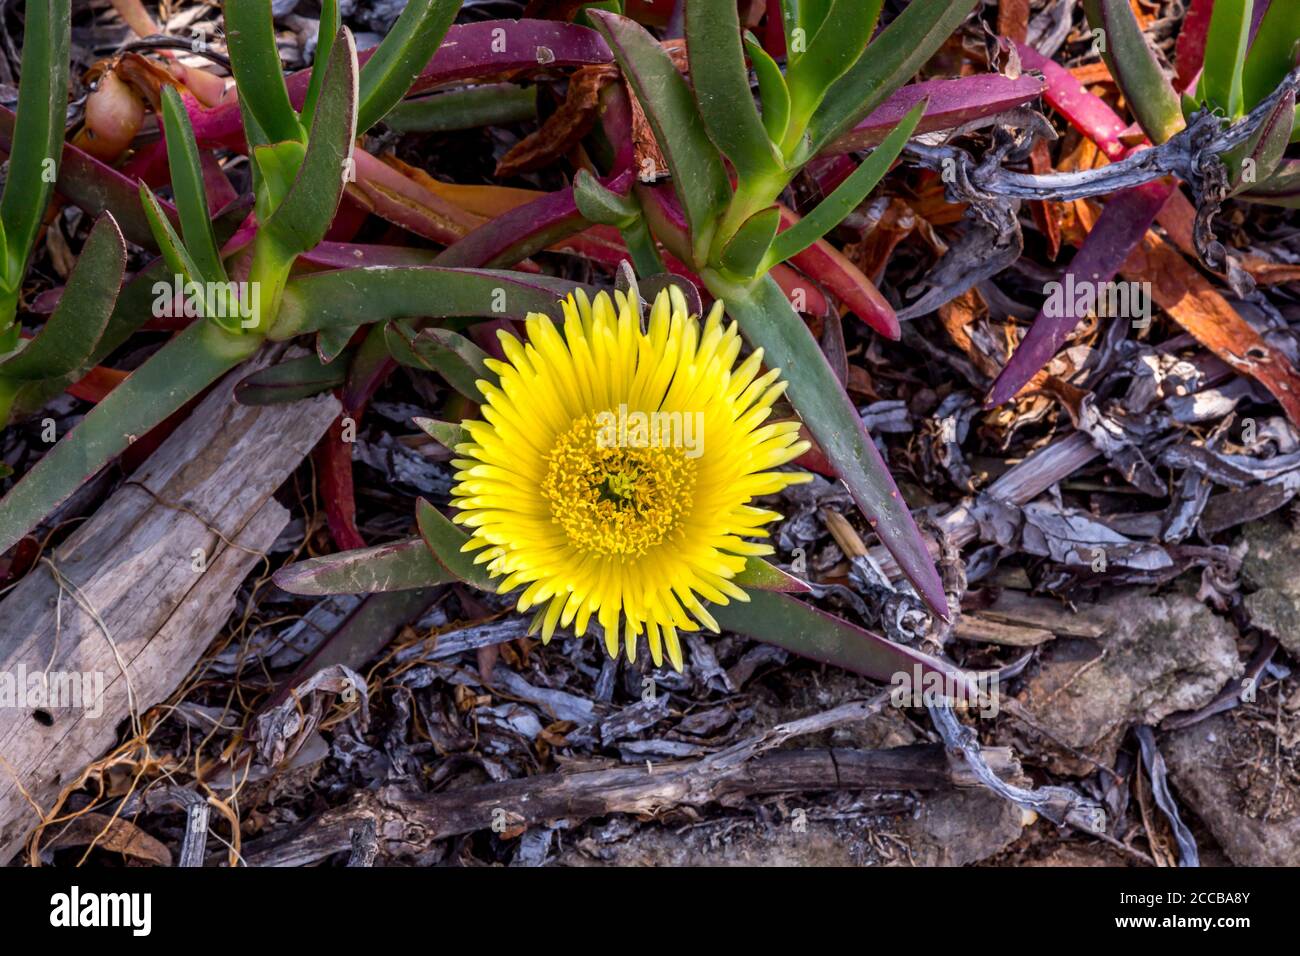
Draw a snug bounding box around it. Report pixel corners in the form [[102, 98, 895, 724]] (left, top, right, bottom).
[[823, 74, 1046, 154], [732, 558, 811, 594], [356, 0, 460, 131], [1083, 0, 1183, 143], [589, 10, 732, 264], [274, 537, 451, 595], [437, 170, 634, 268], [1242, 157, 1300, 205], [572, 168, 639, 227], [1243, 1, 1300, 107], [138, 185, 210, 308], [272, 267, 586, 337], [384, 83, 538, 133], [0, 215, 125, 382], [1015, 42, 1129, 160], [224, 0, 304, 144], [413, 416, 469, 450], [159, 86, 225, 282], [190, 20, 613, 152], [807, 0, 980, 156], [416, 498, 497, 590], [1225, 88, 1295, 193], [299, 0, 340, 129], [767, 99, 924, 267], [986, 180, 1175, 408], [710, 273, 947, 618], [719, 206, 781, 278], [385, 323, 492, 401], [715, 588, 980, 689], [1198, 0, 1252, 117], [784, 0, 883, 142], [0, 0, 70, 303], [234, 351, 349, 405], [686, 0, 782, 179], [744, 32, 791, 144], [0, 321, 258, 557], [262, 28, 359, 258]]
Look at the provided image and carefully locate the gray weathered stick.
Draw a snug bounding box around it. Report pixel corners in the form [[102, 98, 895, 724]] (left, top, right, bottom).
[[0, 348, 338, 863]]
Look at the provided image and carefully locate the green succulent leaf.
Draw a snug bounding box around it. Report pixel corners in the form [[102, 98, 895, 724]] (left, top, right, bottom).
[[1243, 1, 1300, 109], [413, 416, 470, 450], [274, 537, 452, 595], [416, 497, 497, 591], [261, 28, 359, 260], [766, 99, 924, 267], [357, 0, 461, 132], [806, 0, 979, 157], [0, 0, 71, 320], [234, 350, 349, 405], [705, 272, 947, 619], [272, 267, 586, 338], [251, 140, 306, 222], [713, 588, 979, 690], [300, 0, 341, 129], [0, 214, 125, 383], [744, 33, 792, 145], [784, 0, 883, 144], [572, 169, 639, 228], [732, 557, 811, 593], [138, 183, 216, 318], [384, 84, 539, 133], [1197, 0, 1253, 117], [589, 10, 732, 265], [719, 206, 781, 278], [224, 0, 305, 144], [686, 0, 783, 180], [1225, 88, 1295, 193], [1083, 0, 1184, 143], [159, 86, 226, 283], [385, 322, 493, 401]]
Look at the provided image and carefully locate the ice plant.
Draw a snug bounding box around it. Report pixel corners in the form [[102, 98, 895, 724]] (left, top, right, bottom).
[[450, 286, 810, 669], [576, 0, 992, 619]]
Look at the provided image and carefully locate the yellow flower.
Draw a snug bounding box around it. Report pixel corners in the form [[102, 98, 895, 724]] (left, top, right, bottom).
[[450, 286, 811, 670]]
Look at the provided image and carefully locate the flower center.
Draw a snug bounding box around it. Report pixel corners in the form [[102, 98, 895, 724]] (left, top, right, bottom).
[[542, 414, 698, 558]]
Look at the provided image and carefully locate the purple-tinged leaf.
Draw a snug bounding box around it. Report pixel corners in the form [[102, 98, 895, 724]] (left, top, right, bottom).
[[1015, 42, 1130, 160], [823, 74, 1046, 155], [274, 537, 451, 595], [435, 169, 634, 268], [714, 588, 981, 692], [191, 20, 612, 151], [985, 179, 1175, 408]]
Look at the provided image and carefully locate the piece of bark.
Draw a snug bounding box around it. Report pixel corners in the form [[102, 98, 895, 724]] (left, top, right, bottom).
[[243, 744, 1023, 866], [0, 348, 339, 864], [953, 616, 1054, 647]]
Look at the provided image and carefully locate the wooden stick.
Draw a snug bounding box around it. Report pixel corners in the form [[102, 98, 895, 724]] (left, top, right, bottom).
[[244, 743, 1022, 867], [0, 348, 339, 863]]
